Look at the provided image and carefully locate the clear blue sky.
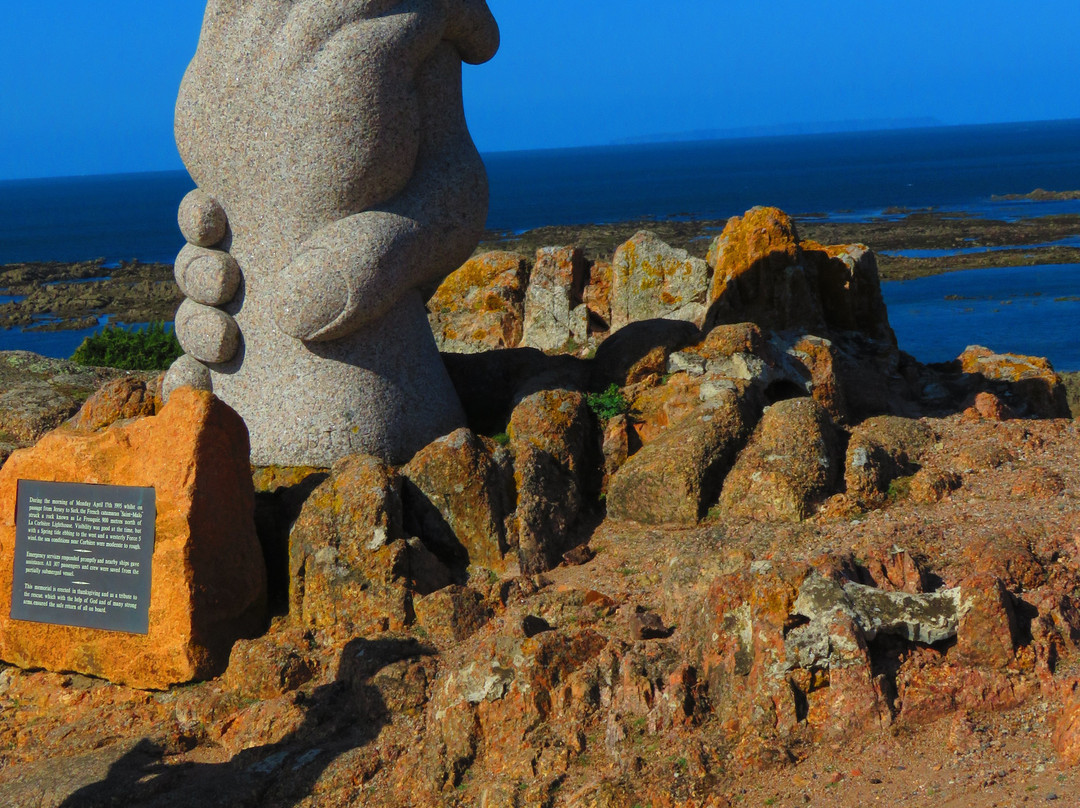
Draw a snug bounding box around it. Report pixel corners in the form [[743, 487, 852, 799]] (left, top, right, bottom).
[[2, 0, 1078, 180]]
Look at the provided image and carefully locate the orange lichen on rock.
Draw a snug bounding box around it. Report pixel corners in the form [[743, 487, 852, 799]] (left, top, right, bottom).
[[428, 251, 530, 353]]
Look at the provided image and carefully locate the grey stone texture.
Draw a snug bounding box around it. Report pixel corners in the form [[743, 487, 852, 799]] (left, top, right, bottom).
[[610, 230, 710, 331], [168, 0, 500, 466]]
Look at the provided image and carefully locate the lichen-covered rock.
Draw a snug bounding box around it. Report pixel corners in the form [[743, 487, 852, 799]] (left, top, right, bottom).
[[521, 246, 589, 353], [402, 428, 513, 574], [802, 241, 896, 345], [65, 375, 160, 432], [0, 352, 129, 447], [427, 251, 530, 353], [590, 318, 700, 390], [956, 573, 1019, 669], [0, 388, 266, 689], [706, 207, 825, 333], [845, 416, 937, 506], [607, 386, 754, 524], [583, 258, 613, 330], [288, 454, 431, 636], [609, 231, 710, 331], [719, 397, 840, 521], [508, 389, 593, 573], [957, 345, 1070, 418], [780, 334, 848, 422], [412, 585, 493, 644], [1055, 680, 1080, 768]]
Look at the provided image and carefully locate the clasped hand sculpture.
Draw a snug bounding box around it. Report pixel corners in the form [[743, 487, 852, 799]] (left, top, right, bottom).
[[167, 0, 499, 466]]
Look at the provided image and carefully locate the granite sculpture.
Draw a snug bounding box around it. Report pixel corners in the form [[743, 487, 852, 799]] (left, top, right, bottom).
[[166, 0, 500, 466]]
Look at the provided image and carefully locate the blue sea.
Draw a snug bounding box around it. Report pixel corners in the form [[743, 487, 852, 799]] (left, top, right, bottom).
[[1, 118, 1079, 368]]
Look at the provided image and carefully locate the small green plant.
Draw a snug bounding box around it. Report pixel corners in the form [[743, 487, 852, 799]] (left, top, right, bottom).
[[886, 474, 915, 503], [71, 322, 182, 371], [490, 431, 510, 446], [586, 383, 629, 421]]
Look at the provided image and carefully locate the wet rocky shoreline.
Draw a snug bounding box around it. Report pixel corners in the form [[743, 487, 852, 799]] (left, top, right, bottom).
[[0, 208, 1077, 333]]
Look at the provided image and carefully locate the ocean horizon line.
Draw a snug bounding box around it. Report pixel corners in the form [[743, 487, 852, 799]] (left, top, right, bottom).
[[4, 116, 1080, 186]]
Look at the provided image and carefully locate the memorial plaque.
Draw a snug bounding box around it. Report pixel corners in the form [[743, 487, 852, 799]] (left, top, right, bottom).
[[11, 480, 155, 634]]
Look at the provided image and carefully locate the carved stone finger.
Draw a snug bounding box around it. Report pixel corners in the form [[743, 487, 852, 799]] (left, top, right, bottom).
[[275, 249, 349, 341], [162, 354, 212, 402], [174, 298, 240, 364], [175, 243, 241, 306], [178, 189, 228, 247]]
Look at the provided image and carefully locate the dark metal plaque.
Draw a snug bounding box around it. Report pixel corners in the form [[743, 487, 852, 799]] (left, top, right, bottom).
[[11, 480, 156, 634]]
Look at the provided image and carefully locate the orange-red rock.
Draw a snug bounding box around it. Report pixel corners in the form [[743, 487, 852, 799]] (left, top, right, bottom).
[[65, 375, 160, 432], [1054, 680, 1080, 768], [0, 388, 266, 689], [427, 251, 530, 353], [706, 207, 824, 333], [402, 428, 513, 573], [957, 345, 1070, 418], [610, 231, 710, 331], [607, 387, 754, 525], [718, 397, 840, 522]]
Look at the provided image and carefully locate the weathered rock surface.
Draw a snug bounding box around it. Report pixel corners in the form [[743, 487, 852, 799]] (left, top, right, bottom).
[[706, 206, 826, 333], [0, 388, 266, 689], [609, 230, 710, 331], [0, 353, 128, 450], [955, 345, 1070, 418], [428, 251, 530, 353], [508, 388, 593, 572], [65, 375, 160, 432], [845, 415, 938, 506], [402, 428, 513, 574], [607, 386, 755, 524], [288, 454, 418, 638], [521, 246, 589, 353], [719, 397, 841, 521]]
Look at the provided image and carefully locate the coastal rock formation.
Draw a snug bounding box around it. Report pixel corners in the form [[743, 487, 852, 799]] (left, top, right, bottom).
[[606, 385, 754, 525], [521, 246, 589, 353], [609, 230, 710, 331], [428, 251, 530, 353], [168, 0, 500, 466], [2, 202, 1080, 802], [718, 397, 841, 521], [0, 388, 266, 689]]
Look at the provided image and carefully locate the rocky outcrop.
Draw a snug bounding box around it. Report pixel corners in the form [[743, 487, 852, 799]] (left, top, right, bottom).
[[0, 388, 266, 689], [65, 375, 160, 431], [288, 454, 427, 638], [521, 246, 589, 353], [706, 206, 826, 334], [609, 230, 710, 331], [427, 251, 530, 353], [606, 385, 754, 524], [402, 428, 514, 574], [0, 352, 130, 451], [719, 397, 841, 521], [955, 345, 1070, 418], [844, 416, 938, 506], [508, 388, 594, 572]]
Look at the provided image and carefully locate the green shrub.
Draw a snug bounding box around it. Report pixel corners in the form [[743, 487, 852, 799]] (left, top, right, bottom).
[[586, 383, 630, 421], [71, 322, 183, 371]]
